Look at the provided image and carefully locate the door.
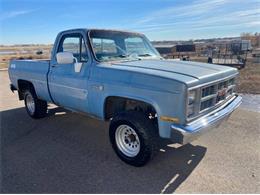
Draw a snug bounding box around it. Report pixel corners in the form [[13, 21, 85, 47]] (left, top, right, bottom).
[[49, 33, 91, 112]]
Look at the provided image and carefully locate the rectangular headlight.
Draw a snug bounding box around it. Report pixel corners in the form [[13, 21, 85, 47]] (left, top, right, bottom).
[[188, 90, 196, 105], [187, 89, 197, 118], [187, 104, 195, 117]]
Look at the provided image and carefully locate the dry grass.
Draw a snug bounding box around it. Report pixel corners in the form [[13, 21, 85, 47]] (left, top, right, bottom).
[[236, 58, 260, 94]]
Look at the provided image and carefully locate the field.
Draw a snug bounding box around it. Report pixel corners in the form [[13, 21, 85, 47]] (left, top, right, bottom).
[[236, 58, 260, 94], [0, 45, 259, 94], [0, 45, 52, 68]]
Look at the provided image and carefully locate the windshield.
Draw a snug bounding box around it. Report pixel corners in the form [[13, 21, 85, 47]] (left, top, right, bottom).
[[89, 30, 161, 62]]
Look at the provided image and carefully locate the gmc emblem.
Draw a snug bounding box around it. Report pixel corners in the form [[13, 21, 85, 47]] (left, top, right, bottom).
[[218, 88, 227, 97]]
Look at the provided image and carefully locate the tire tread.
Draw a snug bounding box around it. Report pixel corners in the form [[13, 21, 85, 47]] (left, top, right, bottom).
[[109, 110, 158, 166]]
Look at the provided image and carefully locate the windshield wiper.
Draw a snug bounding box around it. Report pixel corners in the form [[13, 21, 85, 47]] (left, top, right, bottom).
[[112, 54, 129, 58], [138, 53, 153, 57]]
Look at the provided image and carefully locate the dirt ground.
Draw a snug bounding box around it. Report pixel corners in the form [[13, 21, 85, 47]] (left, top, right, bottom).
[[0, 70, 259, 193]]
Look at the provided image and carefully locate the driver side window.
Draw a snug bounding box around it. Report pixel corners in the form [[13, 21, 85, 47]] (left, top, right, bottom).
[[58, 35, 88, 62]]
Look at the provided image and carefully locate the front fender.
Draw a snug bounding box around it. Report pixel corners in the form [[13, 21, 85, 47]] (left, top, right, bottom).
[[88, 80, 186, 138]]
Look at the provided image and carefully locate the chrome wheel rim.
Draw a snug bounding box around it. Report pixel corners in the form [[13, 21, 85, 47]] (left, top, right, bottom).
[[26, 94, 35, 114], [115, 124, 140, 157]]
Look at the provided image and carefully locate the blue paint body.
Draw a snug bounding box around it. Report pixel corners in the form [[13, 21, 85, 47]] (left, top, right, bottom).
[[8, 28, 239, 139]]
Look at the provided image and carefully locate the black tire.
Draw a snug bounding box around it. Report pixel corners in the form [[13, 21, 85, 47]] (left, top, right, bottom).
[[109, 110, 158, 166], [24, 88, 47, 119]]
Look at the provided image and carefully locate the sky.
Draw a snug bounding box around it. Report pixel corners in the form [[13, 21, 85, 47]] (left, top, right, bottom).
[[0, 0, 259, 45]]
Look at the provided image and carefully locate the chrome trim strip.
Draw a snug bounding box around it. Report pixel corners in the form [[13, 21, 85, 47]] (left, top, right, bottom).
[[29, 78, 88, 94], [48, 82, 87, 92], [172, 95, 242, 144], [29, 78, 47, 84], [201, 94, 217, 102], [188, 73, 238, 90], [48, 82, 88, 100]]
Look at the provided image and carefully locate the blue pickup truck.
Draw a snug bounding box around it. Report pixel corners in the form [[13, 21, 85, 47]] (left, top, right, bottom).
[[8, 28, 242, 166]]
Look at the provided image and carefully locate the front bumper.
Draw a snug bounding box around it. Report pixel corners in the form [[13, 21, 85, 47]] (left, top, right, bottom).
[[171, 95, 242, 144]]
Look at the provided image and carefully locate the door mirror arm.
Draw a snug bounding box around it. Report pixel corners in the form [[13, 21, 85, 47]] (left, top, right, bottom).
[[73, 57, 82, 73]]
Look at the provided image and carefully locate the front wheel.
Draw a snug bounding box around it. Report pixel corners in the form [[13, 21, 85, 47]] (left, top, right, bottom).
[[109, 111, 158, 166]]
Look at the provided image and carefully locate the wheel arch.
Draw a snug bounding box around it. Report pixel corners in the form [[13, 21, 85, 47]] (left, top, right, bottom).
[[17, 79, 36, 100], [103, 95, 161, 120]]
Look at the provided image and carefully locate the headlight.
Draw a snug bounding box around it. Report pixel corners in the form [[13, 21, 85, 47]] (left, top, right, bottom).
[[187, 104, 195, 117], [187, 90, 196, 117], [188, 90, 196, 105]]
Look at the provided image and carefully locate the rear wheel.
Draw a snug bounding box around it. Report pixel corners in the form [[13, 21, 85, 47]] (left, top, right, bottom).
[[24, 89, 47, 119], [109, 111, 158, 166]]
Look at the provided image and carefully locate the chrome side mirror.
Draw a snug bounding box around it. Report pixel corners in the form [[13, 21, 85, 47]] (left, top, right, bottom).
[[56, 52, 74, 64], [56, 52, 82, 73]]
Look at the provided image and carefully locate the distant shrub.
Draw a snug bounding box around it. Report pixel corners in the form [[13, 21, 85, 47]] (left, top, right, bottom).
[[36, 50, 43, 55]]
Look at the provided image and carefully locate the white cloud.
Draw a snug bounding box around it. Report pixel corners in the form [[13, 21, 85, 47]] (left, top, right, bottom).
[[129, 0, 260, 34], [0, 9, 36, 21], [135, 0, 229, 24], [246, 21, 260, 27]]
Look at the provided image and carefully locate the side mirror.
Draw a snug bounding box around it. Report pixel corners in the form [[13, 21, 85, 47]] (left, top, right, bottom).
[[56, 52, 83, 73], [56, 52, 74, 64]]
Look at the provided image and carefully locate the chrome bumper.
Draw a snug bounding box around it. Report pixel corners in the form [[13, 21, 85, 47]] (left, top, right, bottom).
[[171, 95, 242, 145]]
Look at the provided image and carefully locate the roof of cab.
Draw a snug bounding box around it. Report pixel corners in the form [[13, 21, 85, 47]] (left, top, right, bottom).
[[59, 28, 142, 35]]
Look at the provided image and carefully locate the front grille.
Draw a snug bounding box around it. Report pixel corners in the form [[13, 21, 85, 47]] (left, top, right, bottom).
[[201, 85, 215, 97], [200, 77, 235, 111], [200, 98, 215, 110]]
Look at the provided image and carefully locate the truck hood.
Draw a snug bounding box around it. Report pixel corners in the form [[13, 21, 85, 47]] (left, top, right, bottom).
[[108, 59, 238, 87]]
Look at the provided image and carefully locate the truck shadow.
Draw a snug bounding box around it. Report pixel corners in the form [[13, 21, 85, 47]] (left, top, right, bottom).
[[1, 106, 206, 193]]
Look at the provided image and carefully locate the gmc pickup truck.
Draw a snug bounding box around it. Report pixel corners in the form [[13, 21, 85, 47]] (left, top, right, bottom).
[[9, 28, 242, 166]]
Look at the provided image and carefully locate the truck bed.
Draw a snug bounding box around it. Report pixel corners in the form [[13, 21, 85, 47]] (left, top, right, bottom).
[[8, 59, 52, 102]]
